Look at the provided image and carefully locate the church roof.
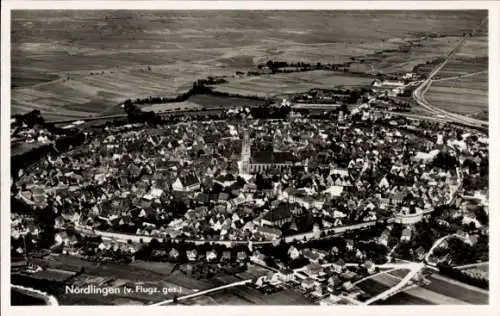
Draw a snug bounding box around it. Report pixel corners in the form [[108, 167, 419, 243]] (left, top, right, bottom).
[[251, 151, 298, 164]]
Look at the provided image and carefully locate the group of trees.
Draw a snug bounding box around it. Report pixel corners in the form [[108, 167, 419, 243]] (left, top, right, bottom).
[[435, 235, 488, 266], [432, 151, 458, 171], [11, 110, 72, 135], [33, 204, 57, 249], [249, 105, 291, 119], [258, 60, 343, 73], [122, 101, 162, 125], [12, 110, 46, 128]]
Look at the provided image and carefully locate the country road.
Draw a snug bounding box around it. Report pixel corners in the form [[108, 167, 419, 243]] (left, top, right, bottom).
[[412, 17, 488, 129]]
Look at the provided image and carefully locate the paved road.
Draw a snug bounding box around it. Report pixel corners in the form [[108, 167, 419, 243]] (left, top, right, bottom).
[[363, 262, 424, 305], [337, 261, 425, 305], [151, 279, 253, 306]]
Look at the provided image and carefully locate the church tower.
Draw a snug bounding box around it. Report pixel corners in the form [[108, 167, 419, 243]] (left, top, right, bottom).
[[240, 129, 251, 173]]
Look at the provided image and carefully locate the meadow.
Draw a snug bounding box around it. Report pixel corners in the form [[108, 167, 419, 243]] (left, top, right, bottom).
[[11, 10, 488, 120]]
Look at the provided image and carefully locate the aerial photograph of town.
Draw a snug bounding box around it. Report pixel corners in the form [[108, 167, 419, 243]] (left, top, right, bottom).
[[7, 8, 490, 307]]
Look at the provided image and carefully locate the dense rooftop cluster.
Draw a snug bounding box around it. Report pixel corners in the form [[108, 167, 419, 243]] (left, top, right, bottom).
[[13, 107, 479, 248]]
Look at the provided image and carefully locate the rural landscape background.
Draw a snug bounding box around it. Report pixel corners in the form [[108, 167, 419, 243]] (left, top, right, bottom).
[[11, 10, 488, 121]]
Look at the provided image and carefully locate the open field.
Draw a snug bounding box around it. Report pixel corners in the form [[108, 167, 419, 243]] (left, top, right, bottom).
[[414, 57, 487, 79], [423, 274, 488, 304], [349, 35, 487, 75], [200, 286, 312, 305], [433, 58, 487, 79], [142, 100, 203, 112], [357, 269, 488, 305], [32, 254, 280, 305], [12, 10, 487, 120], [213, 71, 373, 97], [188, 94, 266, 108], [12, 68, 60, 88], [426, 71, 488, 119]]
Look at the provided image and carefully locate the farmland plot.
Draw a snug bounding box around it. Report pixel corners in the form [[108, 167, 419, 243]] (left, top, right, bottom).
[[426, 72, 488, 117]]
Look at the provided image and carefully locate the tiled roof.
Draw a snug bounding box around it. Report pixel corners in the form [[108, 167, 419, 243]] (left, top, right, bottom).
[[180, 172, 199, 187]]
